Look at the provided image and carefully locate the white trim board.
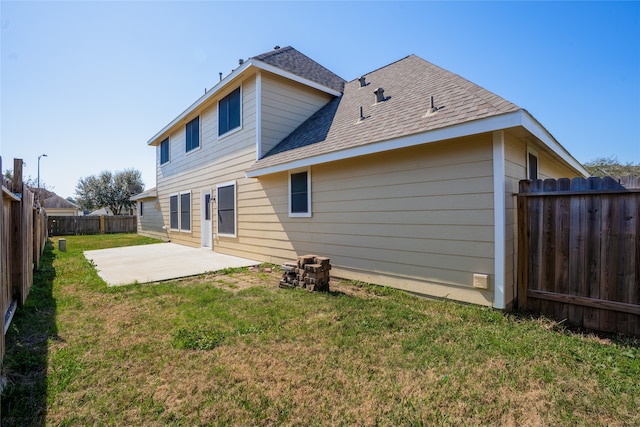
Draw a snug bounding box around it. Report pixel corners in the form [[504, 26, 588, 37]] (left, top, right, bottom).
[[246, 110, 588, 178], [492, 131, 506, 310]]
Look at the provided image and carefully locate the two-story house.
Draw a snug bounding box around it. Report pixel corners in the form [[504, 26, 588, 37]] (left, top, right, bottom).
[[146, 46, 587, 309]]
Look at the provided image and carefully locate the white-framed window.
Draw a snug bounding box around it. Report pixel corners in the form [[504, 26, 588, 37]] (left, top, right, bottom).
[[218, 86, 242, 137], [139, 201, 144, 217], [289, 168, 311, 217], [169, 191, 191, 232], [160, 138, 170, 165], [216, 181, 236, 237], [527, 147, 539, 181], [186, 116, 200, 153]]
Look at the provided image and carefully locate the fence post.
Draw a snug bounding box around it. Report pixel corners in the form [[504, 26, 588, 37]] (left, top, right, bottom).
[[11, 159, 25, 305], [100, 215, 105, 234]]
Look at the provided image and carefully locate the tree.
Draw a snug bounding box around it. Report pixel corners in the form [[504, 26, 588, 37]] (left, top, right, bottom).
[[583, 156, 640, 178], [75, 168, 144, 215]]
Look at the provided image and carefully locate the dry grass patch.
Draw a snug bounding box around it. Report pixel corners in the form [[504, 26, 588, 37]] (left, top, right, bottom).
[[2, 235, 639, 426]]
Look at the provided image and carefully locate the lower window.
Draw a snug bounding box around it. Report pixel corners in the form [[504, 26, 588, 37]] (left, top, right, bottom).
[[169, 191, 191, 232], [217, 182, 236, 237], [289, 168, 311, 217]]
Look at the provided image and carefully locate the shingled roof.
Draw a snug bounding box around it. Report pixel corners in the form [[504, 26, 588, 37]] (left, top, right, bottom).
[[253, 46, 346, 93], [248, 54, 521, 173], [43, 194, 79, 210]]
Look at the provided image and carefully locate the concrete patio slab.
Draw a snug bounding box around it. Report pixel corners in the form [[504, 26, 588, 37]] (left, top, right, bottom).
[[84, 243, 260, 286]]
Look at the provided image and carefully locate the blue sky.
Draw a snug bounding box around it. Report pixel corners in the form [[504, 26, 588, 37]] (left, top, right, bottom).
[[1, 1, 639, 198]]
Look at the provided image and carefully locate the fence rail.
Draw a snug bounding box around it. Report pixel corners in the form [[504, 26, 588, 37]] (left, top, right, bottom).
[[1, 157, 48, 365], [48, 215, 137, 236], [517, 176, 640, 337]]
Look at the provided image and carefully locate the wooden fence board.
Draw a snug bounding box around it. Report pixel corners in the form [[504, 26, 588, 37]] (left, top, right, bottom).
[[1, 157, 47, 364], [48, 215, 136, 236], [518, 176, 640, 337]]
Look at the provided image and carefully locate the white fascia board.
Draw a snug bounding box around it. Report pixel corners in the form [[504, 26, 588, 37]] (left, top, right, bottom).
[[147, 58, 341, 147], [246, 110, 589, 178], [519, 110, 589, 177], [246, 111, 524, 177]]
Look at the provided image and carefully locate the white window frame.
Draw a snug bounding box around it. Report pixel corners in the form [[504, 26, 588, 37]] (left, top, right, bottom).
[[216, 181, 237, 238], [185, 116, 201, 154], [160, 137, 170, 165], [288, 167, 312, 218], [527, 146, 539, 180], [169, 191, 192, 232], [218, 85, 243, 139], [139, 201, 144, 217]]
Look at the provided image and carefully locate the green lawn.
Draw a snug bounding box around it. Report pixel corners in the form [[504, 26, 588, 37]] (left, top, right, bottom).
[[1, 234, 638, 426]]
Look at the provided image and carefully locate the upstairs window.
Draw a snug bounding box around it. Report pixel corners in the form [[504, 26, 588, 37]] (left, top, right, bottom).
[[160, 138, 170, 165], [186, 117, 200, 152], [289, 168, 311, 217], [218, 87, 241, 136]]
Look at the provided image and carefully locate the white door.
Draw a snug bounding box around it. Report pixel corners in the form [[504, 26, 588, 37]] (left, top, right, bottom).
[[201, 191, 212, 248]]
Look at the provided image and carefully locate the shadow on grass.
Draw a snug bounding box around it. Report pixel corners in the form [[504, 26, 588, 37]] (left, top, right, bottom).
[[1, 239, 57, 426]]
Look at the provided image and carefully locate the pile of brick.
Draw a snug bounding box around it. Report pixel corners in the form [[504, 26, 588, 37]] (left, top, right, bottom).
[[280, 254, 331, 292]]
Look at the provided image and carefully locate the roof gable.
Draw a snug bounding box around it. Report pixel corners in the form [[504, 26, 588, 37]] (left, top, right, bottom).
[[43, 194, 79, 210], [253, 46, 346, 93], [252, 54, 520, 171]]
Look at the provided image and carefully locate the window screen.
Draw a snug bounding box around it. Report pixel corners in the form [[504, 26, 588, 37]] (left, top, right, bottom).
[[217, 184, 235, 236]]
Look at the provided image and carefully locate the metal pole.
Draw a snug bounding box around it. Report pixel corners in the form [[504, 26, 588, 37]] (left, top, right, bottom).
[[38, 153, 47, 200]]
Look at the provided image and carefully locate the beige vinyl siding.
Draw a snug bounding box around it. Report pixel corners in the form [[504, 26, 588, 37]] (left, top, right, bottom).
[[225, 135, 497, 306], [260, 74, 333, 156], [156, 77, 257, 247], [538, 148, 583, 180]]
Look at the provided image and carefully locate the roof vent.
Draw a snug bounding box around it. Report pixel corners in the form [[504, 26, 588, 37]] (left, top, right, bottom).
[[219, 72, 223, 81], [358, 76, 367, 87], [239, 59, 244, 65], [374, 87, 386, 103], [424, 96, 445, 116], [274, 45, 281, 50]]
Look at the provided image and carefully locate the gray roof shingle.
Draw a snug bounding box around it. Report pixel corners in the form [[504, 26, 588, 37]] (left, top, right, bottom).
[[43, 194, 79, 210], [250, 54, 521, 171], [253, 46, 346, 93]]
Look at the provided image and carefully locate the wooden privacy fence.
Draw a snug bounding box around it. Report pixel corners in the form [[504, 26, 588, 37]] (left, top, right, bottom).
[[48, 215, 137, 236], [517, 176, 640, 337], [1, 157, 48, 365]]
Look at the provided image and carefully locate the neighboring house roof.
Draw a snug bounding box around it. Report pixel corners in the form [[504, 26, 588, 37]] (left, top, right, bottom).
[[87, 208, 112, 216], [130, 187, 157, 201], [247, 54, 587, 177], [147, 46, 346, 146], [253, 46, 346, 93], [42, 194, 79, 210]]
